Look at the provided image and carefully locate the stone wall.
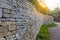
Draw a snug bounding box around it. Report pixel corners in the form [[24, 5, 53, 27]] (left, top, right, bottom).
[[43, 15, 54, 24], [0, 0, 43, 40], [0, 0, 53, 40]]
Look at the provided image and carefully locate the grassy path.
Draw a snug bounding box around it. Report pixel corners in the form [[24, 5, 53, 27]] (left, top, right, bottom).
[[36, 23, 57, 40], [49, 22, 60, 40]]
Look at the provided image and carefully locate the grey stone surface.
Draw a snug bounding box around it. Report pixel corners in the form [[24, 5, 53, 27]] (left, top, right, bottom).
[[43, 15, 54, 24], [0, 37, 5, 40], [0, 8, 2, 17]]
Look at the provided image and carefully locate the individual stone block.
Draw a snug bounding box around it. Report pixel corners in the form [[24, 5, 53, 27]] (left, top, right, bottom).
[[0, 27, 4, 33], [1, 18, 6, 22], [11, 15, 19, 18], [16, 19, 23, 22], [0, 0, 8, 3], [0, 8, 2, 17], [2, 26, 8, 35], [13, 0, 17, 3], [10, 31, 16, 35], [9, 18, 15, 22], [7, 4, 12, 9], [0, 33, 4, 37], [11, 11, 17, 15], [2, 13, 11, 18], [6, 32, 11, 36], [12, 3, 17, 8], [0, 2, 12, 9], [9, 25, 16, 31], [0, 18, 2, 21], [4, 9, 11, 14], [6, 21, 11, 25], [11, 22, 16, 25], [6, 35, 15, 40], [0, 37, 5, 40], [6, 18, 16, 22], [8, 21, 16, 25], [1, 22, 7, 27], [0, 21, 2, 25]]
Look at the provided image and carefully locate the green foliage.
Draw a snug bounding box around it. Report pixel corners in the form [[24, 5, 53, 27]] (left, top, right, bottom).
[[36, 23, 57, 40], [28, 0, 49, 14], [48, 7, 60, 21], [49, 7, 60, 15]]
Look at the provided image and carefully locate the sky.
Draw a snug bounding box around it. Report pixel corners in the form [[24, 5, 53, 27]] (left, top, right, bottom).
[[44, 0, 60, 10], [38, 0, 60, 10]]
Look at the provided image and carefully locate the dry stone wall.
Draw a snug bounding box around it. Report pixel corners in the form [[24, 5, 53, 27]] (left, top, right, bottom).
[[0, 0, 53, 40], [0, 0, 43, 40], [43, 15, 54, 24]]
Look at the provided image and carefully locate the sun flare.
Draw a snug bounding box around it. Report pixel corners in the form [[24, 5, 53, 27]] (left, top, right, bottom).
[[44, 0, 60, 10], [38, 0, 60, 10]]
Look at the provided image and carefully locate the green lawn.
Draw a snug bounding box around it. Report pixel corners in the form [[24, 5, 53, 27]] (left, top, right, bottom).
[[36, 23, 57, 40]]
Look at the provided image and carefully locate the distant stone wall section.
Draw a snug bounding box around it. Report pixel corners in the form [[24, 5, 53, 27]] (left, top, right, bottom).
[[43, 15, 54, 24], [0, 0, 53, 40]]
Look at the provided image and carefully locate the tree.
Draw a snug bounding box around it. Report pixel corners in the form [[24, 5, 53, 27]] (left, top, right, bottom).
[[28, 0, 49, 14]]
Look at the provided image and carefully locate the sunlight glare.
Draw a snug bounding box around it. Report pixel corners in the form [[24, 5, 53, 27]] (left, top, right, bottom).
[[44, 0, 60, 10]]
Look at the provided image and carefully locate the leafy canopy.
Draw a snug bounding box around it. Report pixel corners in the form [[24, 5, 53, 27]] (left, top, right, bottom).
[[28, 0, 49, 14]]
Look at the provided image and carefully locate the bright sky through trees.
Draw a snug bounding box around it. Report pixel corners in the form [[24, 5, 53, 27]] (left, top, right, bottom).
[[38, 0, 60, 10]]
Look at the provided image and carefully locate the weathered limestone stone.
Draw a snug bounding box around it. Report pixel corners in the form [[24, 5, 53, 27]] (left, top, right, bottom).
[[4, 9, 11, 14], [0, 2, 12, 9], [0, 8, 2, 17], [0, 0, 53, 40], [0, 37, 5, 40], [0, 27, 4, 33], [43, 15, 54, 24], [6, 35, 15, 40], [9, 25, 16, 31], [1, 22, 7, 26]]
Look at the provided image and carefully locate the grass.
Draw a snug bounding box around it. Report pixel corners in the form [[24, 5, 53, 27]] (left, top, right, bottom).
[[36, 23, 57, 40]]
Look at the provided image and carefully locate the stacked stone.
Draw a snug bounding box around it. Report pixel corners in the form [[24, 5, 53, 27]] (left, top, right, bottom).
[[0, 0, 44, 40], [0, 0, 17, 40], [43, 15, 54, 24], [0, 0, 53, 40]]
